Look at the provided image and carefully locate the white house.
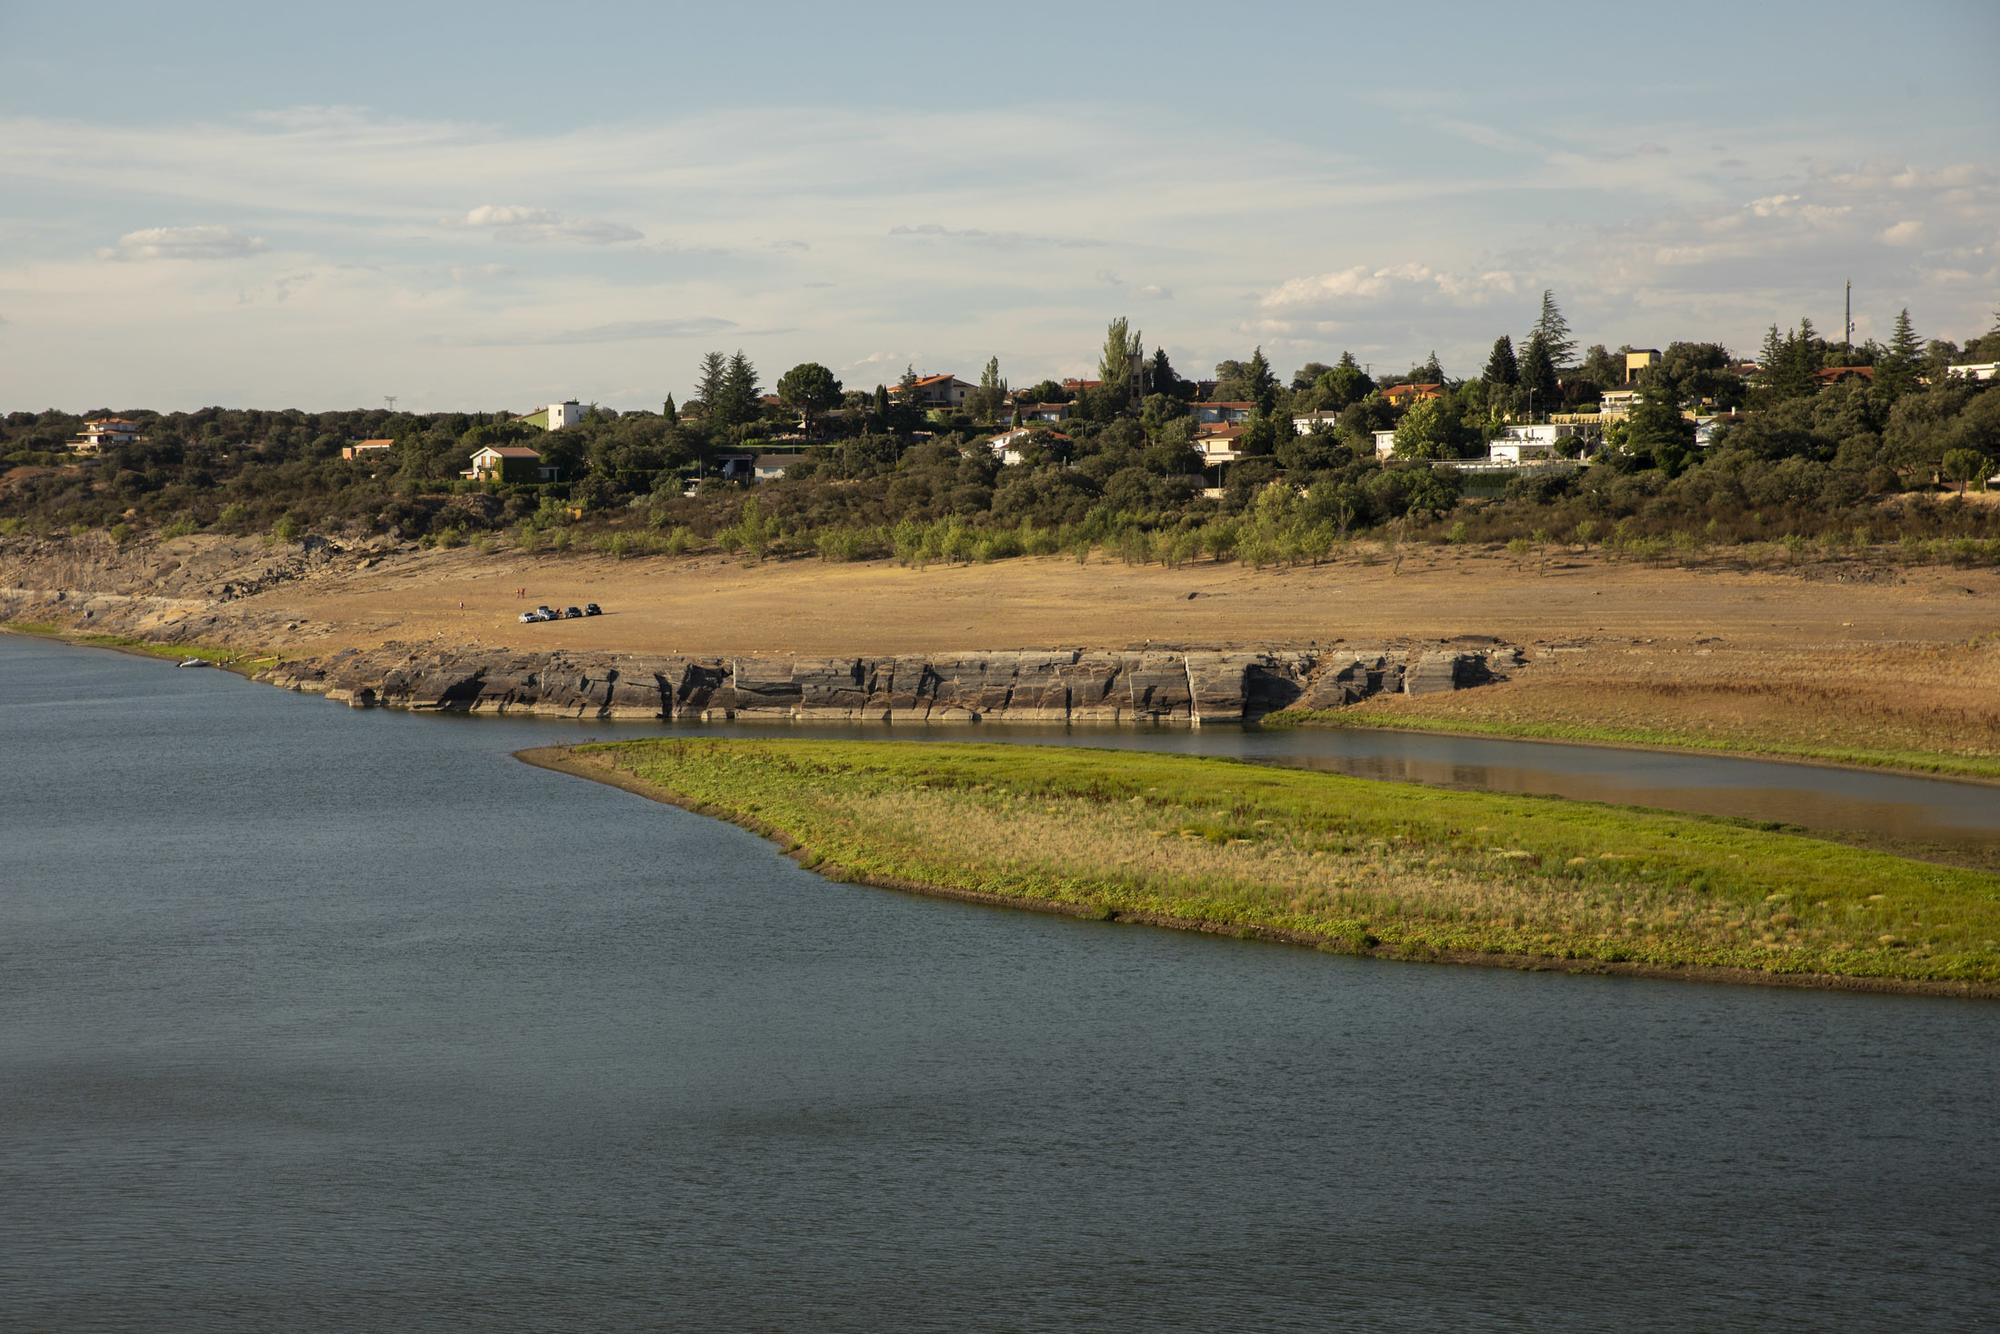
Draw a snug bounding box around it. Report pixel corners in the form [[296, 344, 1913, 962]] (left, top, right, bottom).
[[1598, 389, 1640, 418], [1372, 429, 1399, 459], [1193, 401, 1254, 425], [1022, 402, 1070, 423], [69, 418, 142, 454], [1485, 423, 1576, 464], [1291, 410, 1341, 435], [1947, 362, 1999, 383], [753, 454, 797, 482]]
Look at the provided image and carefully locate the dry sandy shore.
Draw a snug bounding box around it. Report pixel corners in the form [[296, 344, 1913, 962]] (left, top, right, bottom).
[[5, 534, 1998, 766]]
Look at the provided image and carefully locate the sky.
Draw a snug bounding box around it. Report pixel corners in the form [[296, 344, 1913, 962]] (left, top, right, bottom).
[[2, 0, 1997, 412]]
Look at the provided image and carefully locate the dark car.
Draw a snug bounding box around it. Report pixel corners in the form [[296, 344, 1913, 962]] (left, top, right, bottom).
[[565, 606, 584, 619], [584, 603, 602, 616]]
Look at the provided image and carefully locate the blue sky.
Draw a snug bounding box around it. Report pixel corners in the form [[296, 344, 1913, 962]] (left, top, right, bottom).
[[3, 0, 1996, 410]]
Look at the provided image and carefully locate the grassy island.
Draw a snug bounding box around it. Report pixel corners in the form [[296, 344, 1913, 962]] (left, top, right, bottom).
[[539, 739, 2000, 996]]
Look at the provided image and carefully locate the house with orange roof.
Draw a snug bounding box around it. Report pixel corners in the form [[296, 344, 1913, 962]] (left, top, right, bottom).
[[892, 373, 976, 408], [341, 438, 395, 461], [1381, 382, 1443, 407]]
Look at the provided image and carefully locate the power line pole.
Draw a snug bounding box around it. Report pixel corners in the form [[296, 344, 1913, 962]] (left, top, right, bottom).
[[1844, 280, 1853, 358]]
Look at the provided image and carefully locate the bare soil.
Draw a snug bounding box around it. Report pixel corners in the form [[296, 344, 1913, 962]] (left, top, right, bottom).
[[6, 533, 1998, 766]]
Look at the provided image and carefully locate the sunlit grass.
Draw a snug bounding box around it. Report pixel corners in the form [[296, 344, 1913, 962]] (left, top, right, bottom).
[[577, 739, 2000, 989]]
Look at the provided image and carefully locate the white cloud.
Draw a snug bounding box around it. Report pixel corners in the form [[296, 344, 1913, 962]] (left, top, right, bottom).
[[1260, 263, 1513, 310], [454, 203, 642, 245], [99, 224, 265, 261], [1879, 219, 1924, 246]]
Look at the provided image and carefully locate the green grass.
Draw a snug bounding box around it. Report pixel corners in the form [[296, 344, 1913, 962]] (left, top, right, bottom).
[[0, 621, 271, 669], [573, 739, 2000, 991], [1261, 709, 2000, 782]]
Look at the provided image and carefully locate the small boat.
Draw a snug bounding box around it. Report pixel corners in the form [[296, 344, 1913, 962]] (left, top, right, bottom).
[[177, 658, 209, 669]]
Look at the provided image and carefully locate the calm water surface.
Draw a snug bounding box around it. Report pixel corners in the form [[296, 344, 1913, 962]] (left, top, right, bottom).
[[3, 635, 1996, 1330]]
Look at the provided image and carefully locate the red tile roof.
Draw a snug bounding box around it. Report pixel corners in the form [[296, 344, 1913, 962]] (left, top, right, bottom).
[[1813, 366, 1874, 381]]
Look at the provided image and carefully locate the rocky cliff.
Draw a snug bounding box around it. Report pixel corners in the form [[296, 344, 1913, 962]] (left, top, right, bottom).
[[260, 642, 1517, 725]]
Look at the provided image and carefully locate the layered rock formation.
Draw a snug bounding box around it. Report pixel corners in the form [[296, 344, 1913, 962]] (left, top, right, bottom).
[[261, 642, 1519, 726]]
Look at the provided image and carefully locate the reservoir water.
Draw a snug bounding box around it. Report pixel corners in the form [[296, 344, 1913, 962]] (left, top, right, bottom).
[[3, 634, 1996, 1330]]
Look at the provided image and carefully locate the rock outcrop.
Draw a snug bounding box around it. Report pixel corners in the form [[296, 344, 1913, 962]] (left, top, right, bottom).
[[259, 642, 1518, 726]]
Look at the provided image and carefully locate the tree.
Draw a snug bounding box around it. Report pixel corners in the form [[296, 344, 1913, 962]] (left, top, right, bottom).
[[1483, 336, 1519, 387], [1412, 350, 1445, 384], [1149, 347, 1191, 400], [1392, 398, 1462, 459], [1291, 361, 1334, 391], [967, 356, 1008, 422], [1876, 308, 1923, 399], [1532, 290, 1577, 368], [1099, 316, 1144, 408], [1623, 378, 1694, 470], [776, 362, 842, 435], [693, 351, 729, 418], [1941, 448, 1988, 494], [1243, 346, 1278, 412], [1518, 332, 1558, 411], [1578, 344, 1621, 391], [1317, 352, 1375, 410], [661, 394, 678, 424], [872, 383, 891, 425], [718, 351, 760, 427]]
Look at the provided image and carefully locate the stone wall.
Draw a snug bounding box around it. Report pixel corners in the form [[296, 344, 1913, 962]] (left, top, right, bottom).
[[261, 642, 1518, 726]]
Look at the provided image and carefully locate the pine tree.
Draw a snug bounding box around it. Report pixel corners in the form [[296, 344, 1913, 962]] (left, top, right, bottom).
[[719, 350, 759, 426], [693, 351, 728, 416], [1519, 332, 1557, 410], [1532, 290, 1577, 369], [1415, 350, 1445, 384], [1758, 325, 1785, 377], [662, 394, 677, 424], [873, 383, 891, 423], [1877, 308, 1923, 398], [1244, 346, 1278, 411], [1483, 335, 1519, 386]]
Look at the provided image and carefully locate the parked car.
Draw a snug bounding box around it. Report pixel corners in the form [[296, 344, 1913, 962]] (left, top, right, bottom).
[[584, 603, 602, 616], [565, 606, 584, 619], [518, 611, 540, 623], [536, 606, 557, 619]]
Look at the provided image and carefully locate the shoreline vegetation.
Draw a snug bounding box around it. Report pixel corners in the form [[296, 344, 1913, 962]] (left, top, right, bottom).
[[530, 739, 2000, 998]]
